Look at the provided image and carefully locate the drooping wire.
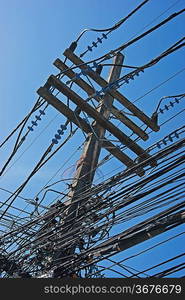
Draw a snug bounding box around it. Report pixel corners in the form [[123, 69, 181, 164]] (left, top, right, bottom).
[[75, 0, 150, 43]]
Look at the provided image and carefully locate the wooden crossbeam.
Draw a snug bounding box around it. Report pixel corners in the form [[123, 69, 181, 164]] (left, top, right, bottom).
[[37, 86, 145, 175], [47, 75, 151, 161], [54, 58, 148, 141], [63, 48, 160, 132]]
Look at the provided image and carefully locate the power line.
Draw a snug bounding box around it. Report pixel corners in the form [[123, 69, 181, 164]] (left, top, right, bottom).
[[75, 0, 150, 42]]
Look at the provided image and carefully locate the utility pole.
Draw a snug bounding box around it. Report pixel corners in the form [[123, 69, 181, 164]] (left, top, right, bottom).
[[37, 45, 160, 276], [65, 53, 124, 224]]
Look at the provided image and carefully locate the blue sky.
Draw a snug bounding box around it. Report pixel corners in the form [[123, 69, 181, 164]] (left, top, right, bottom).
[[0, 0, 184, 277]]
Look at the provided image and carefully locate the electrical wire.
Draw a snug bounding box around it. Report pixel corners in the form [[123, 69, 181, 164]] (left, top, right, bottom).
[[75, 0, 150, 43], [1, 144, 184, 260], [1, 3, 185, 278]]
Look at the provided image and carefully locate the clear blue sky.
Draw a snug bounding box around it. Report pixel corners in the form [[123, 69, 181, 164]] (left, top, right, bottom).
[[0, 0, 184, 277]]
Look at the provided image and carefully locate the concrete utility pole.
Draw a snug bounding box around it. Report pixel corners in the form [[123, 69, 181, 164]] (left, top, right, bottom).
[[66, 53, 124, 222]]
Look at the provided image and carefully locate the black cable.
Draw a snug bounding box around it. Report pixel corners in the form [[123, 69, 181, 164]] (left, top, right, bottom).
[[30, 68, 185, 212], [3, 151, 184, 262], [1, 89, 185, 274], [130, 253, 185, 278], [114, 9, 185, 53], [0, 100, 46, 177], [86, 231, 185, 277], [0, 129, 77, 220], [155, 94, 185, 113], [75, 0, 150, 42]]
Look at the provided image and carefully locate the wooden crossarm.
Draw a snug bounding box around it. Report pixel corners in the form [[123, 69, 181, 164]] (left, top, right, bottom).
[[47, 75, 151, 161], [63, 48, 160, 132], [54, 58, 148, 141], [37, 86, 145, 176]]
